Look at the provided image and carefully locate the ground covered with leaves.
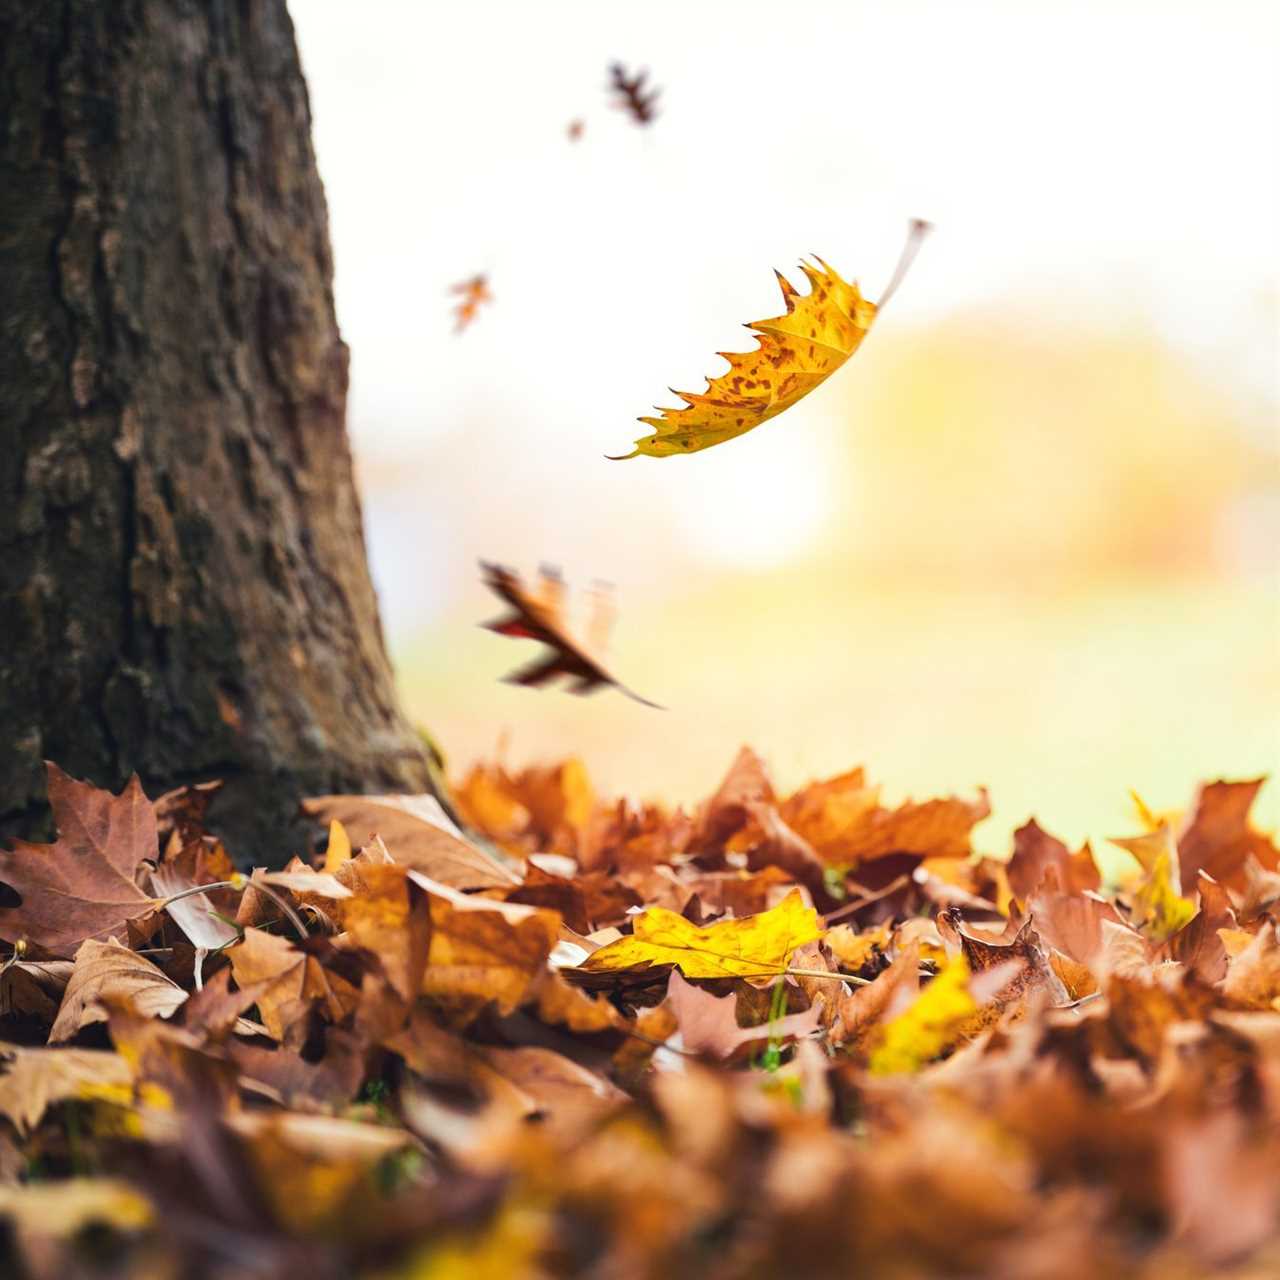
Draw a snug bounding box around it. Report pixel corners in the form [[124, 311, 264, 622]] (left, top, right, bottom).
[[1, 753, 1278, 1278]]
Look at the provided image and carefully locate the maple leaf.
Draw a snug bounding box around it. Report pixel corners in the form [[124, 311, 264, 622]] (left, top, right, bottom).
[[610, 220, 930, 459], [1110, 823, 1197, 943], [49, 939, 187, 1043], [450, 273, 492, 333], [608, 62, 660, 125], [581, 888, 822, 979], [479, 561, 660, 707], [0, 765, 159, 956], [1007, 819, 1100, 901], [1176, 778, 1279, 893]]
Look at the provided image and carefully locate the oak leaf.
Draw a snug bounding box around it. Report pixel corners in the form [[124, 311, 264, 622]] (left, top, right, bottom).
[[609, 62, 660, 125], [0, 765, 159, 955], [612, 221, 929, 459], [480, 561, 659, 706], [581, 888, 822, 979]]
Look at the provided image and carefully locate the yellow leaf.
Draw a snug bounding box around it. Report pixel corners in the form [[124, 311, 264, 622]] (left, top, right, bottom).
[[611, 221, 929, 459], [1111, 824, 1196, 944], [580, 888, 821, 979], [323, 818, 352, 874], [868, 957, 978, 1075]]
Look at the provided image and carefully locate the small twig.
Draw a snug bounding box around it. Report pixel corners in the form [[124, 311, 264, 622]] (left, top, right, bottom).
[[157, 877, 308, 942], [822, 874, 913, 925]]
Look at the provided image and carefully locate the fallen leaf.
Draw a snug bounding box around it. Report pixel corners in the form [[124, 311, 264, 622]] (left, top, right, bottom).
[[303, 791, 518, 889], [581, 888, 822, 979], [150, 863, 239, 950], [0, 765, 158, 955], [611, 221, 928, 459], [666, 971, 819, 1059], [1222, 923, 1280, 1011], [49, 939, 187, 1043], [868, 957, 980, 1074], [1112, 825, 1196, 943], [1177, 778, 1279, 893], [0, 952, 73, 1021], [0, 1044, 132, 1134], [1007, 819, 1100, 901], [228, 929, 359, 1044], [0, 1178, 153, 1237], [408, 871, 562, 1018]]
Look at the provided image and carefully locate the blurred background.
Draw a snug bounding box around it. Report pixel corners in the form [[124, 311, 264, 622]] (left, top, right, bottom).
[[290, 0, 1279, 855]]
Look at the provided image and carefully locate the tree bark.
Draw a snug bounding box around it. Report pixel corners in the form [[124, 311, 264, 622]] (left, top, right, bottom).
[[0, 0, 433, 863]]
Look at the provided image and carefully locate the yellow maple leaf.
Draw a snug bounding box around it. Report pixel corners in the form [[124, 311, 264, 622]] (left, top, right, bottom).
[[610, 220, 930, 459], [580, 888, 822, 978], [1110, 822, 1196, 944], [868, 957, 978, 1075]]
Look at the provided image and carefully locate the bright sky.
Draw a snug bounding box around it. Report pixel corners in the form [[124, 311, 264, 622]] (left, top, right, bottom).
[[287, 1, 1279, 849]]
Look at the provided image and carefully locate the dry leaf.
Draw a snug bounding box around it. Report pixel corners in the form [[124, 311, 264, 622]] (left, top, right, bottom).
[[611, 221, 928, 459], [666, 971, 819, 1059], [480, 561, 659, 707], [303, 791, 518, 889], [581, 888, 821, 979], [451, 273, 492, 332], [0, 1044, 132, 1134], [608, 62, 660, 125], [0, 765, 158, 955], [49, 939, 187, 1043]]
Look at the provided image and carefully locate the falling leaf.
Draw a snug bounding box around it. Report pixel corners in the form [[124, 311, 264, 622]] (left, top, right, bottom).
[[480, 561, 660, 706], [611, 221, 929, 459], [49, 939, 187, 1043], [451, 273, 492, 333], [0, 765, 159, 955], [567, 118, 585, 141], [581, 888, 822, 979], [608, 62, 660, 125]]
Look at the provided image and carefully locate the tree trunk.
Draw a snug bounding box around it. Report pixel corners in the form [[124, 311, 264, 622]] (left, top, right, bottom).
[[0, 0, 433, 864]]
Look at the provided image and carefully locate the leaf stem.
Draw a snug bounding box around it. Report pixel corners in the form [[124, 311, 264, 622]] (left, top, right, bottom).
[[784, 965, 872, 985], [877, 218, 933, 310], [157, 878, 308, 942]]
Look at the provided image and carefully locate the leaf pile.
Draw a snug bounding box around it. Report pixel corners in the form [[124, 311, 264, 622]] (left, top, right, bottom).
[[2, 756, 1279, 1278]]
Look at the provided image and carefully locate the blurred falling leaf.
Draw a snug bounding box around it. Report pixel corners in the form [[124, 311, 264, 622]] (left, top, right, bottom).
[[581, 888, 821, 979], [608, 62, 660, 125], [612, 221, 929, 459], [480, 561, 660, 707], [450, 273, 492, 333]]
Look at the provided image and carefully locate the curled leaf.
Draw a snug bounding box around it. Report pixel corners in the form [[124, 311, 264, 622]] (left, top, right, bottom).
[[613, 221, 929, 459]]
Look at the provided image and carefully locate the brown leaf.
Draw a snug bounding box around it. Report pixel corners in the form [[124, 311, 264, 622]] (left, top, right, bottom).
[[608, 62, 660, 126], [227, 929, 359, 1044], [302, 792, 519, 889], [938, 909, 1071, 1007], [408, 871, 561, 1019], [0, 1044, 132, 1134], [337, 863, 431, 1001], [1007, 819, 1100, 901], [830, 941, 920, 1050], [0, 954, 73, 1021], [49, 938, 187, 1043], [0, 765, 159, 955], [480, 562, 659, 707], [666, 971, 819, 1059], [698, 747, 775, 848], [1222, 923, 1280, 1011], [1178, 778, 1279, 893]]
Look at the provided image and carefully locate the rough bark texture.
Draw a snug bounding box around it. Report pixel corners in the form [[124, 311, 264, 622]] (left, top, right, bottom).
[[0, 0, 434, 864]]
